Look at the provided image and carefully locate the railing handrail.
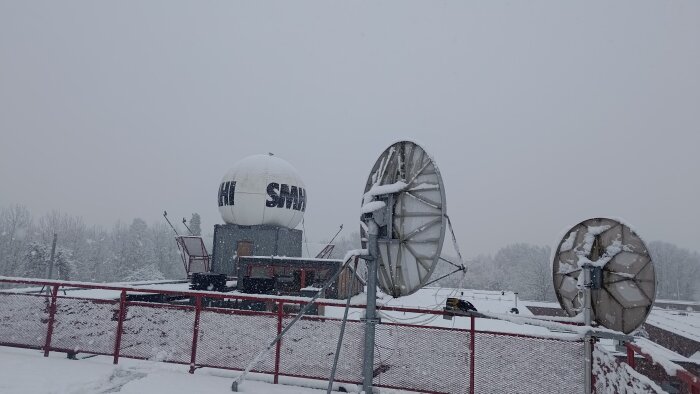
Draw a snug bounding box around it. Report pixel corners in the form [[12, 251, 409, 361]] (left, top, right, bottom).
[[0, 276, 479, 317], [626, 342, 700, 391]]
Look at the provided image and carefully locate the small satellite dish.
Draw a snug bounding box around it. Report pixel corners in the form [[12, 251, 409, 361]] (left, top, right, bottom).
[[552, 218, 656, 334], [360, 140, 446, 297]]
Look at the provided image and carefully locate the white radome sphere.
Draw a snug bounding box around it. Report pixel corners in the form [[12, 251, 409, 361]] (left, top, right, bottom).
[[218, 154, 307, 228]]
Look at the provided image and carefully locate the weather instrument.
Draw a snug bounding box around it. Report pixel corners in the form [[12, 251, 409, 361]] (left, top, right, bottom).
[[552, 217, 656, 394], [360, 140, 448, 298]]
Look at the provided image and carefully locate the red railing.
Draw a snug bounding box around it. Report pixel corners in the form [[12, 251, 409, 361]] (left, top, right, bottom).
[[626, 342, 700, 394], [0, 277, 586, 393]]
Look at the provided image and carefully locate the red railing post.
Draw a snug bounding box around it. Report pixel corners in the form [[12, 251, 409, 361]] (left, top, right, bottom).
[[469, 315, 475, 394], [43, 285, 59, 357], [189, 295, 203, 374], [274, 301, 283, 384], [113, 290, 127, 364], [626, 343, 635, 369]]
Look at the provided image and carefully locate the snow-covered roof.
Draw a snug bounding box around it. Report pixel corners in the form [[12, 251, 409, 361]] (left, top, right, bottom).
[[239, 256, 344, 263], [645, 308, 700, 343]]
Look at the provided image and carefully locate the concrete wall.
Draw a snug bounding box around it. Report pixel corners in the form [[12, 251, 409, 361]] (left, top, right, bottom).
[[211, 224, 302, 276]]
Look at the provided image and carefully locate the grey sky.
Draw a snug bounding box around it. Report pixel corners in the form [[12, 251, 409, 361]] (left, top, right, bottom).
[[1, 1, 698, 256]]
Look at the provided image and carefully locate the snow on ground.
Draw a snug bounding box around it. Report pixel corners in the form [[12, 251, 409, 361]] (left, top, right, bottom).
[[325, 287, 576, 338], [0, 347, 362, 394]]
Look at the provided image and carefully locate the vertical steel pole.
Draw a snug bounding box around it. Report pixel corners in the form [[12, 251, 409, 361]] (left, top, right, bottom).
[[113, 290, 127, 364], [43, 285, 59, 357], [189, 295, 202, 373], [583, 264, 593, 394], [362, 220, 380, 394]]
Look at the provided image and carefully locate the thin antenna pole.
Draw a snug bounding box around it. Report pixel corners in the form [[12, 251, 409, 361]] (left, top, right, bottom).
[[232, 254, 359, 392], [583, 263, 593, 394], [327, 224, 343, 246], [162, 211, 180, 236], [362, 219, 380, 394], [326, 257, 357, 394], [182, 217, 194, 236]]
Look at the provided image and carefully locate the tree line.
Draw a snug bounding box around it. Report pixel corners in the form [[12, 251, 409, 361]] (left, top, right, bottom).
[[1, 204, 698, 301], [0, 205, 196, 283], [331, 232, 700, 302]]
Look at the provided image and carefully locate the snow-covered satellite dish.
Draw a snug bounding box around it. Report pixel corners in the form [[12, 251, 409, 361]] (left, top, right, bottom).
[[361, 140, 446, 298], [218, 154, 306, 229], [552, 218, 656, 334]]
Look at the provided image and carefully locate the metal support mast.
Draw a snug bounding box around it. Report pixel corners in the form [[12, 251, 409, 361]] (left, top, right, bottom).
[[582, 263, 593, 394], [362, 219, 380, 394]]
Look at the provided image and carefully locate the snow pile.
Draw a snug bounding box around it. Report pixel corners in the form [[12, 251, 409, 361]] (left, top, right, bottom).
[[633, 340, 685, 377], [360, 201, 386, 214], [362, 181, 407, 202], [593, 346, 666, 394], [572, 225, 625, 270]]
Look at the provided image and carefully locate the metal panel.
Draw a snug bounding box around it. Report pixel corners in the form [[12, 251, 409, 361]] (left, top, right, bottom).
[[212, 224, 302, 276]]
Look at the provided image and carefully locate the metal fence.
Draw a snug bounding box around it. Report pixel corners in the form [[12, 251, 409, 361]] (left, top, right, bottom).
[[0, 277, 589, 393]]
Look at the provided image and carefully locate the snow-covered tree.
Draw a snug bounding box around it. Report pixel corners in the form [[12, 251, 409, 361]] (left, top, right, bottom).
[[189, 213, 202, 236], [123, 263, 165, 282], [150, 222, 184, 279], [21, 242, 76, 280], [649, 241, 700, 301], [491, 243, 554, 301], [0, 205, 33, 277]]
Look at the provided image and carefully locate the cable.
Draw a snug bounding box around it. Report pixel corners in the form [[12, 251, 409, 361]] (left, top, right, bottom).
[[376, 214, 470, 326]]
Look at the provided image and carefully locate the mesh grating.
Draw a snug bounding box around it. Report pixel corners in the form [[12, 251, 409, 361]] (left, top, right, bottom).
[[373, 323, 470, 393], [119, 303, 194, 363], [474, 332, 584, 394], [1, 283, 643, 394], [51, 297, 118, 354], [279, 316, 364, 383], [0, 292, 49, 348], [196, 308, 278, 373]]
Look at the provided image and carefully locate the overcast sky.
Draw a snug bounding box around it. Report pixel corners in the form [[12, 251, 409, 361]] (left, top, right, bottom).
[[1, 1, 698, 257]]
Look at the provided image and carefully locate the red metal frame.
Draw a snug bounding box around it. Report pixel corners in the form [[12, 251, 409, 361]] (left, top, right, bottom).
[[113, 290, 127, 364], [625, 342, 700, 394], [189, 296, 202, 374], [274, 301, 283, 384], [626, 344, 635, 369], [0, 276, 616, 394], [43, 285, 59, 357], [175, 236, 211, 276]]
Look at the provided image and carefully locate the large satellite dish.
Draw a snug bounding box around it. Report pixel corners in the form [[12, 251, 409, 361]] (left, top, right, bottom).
[[552, 217, 656, 334], [360, 140, 446, 298]]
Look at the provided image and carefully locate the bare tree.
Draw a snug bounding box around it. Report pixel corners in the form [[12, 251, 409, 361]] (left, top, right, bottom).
[[649, 241, 700, 301]]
